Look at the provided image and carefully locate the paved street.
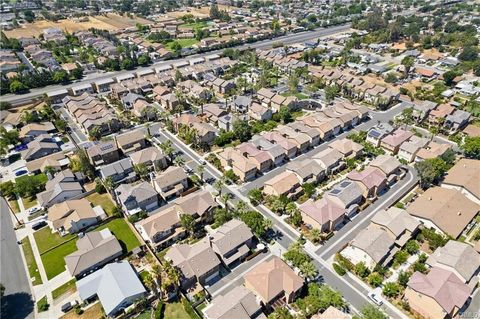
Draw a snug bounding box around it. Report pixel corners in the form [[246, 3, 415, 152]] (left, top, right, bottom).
[[0, 197, 34, 319], [57, 107, 88, 144], [2, 24, 351, 106]]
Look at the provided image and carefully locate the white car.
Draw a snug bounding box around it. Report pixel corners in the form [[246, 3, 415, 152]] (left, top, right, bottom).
[[28, 207, 40, 215], [368, 290, 383, 306]]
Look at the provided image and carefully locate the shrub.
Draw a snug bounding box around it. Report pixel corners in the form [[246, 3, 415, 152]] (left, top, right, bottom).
[[333, 263, 346, 276], [368, 273, 383, 287], [155, 301, 164, 319]]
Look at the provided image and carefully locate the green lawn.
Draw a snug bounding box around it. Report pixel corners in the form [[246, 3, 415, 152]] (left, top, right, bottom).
[[52, 279, 77, 300], [86, 192, 116, 216], [37, 296, 49, 312], [22, 197, 38, 210], [41, 239, 77, 280], [166, 38, 199, 50], [179, 21, 208, 29], [33, 227, 75, 254], [164, 301, 192, 319], [8, 199, 20, 213], [21, 237, 43, 285], [96, 218, 140, 252], [137, 309, 152, 319]]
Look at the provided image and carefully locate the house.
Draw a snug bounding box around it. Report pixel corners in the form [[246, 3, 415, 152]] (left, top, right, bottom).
[[165, 240, 221, 288], [275, 126, 311, 153], [218, 148, 257, 182], [48, 199, 102, 234], [202, 103, 228, 123], [86, 141, 120, 166], [412, 100, 437, 123], [415, 141, 451, 161], [261, 132, 298, 159], [153, 166, 188, 200], [115, 129, 146, 154], [203, 285, 264, 319], [76, 261, 146, 317], [299, 198, 345, 232], [444, 110, 471, 133], [328, 138, 363, 158], [65, 229, 123, 277], [115, 182, 159, 215], [37, 170, 84, 208], [21, 134, 60, 161], [428, 104, 454, 125], [398, 136, 429, 163], [407, 187, 480, 239], [380, 128, 413, 154], [236, 142, 273, 173], [25, 152, 69, 174], [129, 147, 167, 171], [19, 122, 56, 141], [441, 159, 480, 204], [249, 102, 272, 121], [99, 158, 136, 185], [244, 256, 304, 306], [347, 167, 387, 199], [250, 136, 286, 167], [369, 154, 402, 180], [137, 190, 217, 249], [263, 171, 302, 199], [366, 122, 394, 147], [370, 207, 420, 246], [209, 219, 254, 268], [313, 306, 351, 319], [191, 122, 218, 145], [234, 95, 252, 113], [286, 159, 325, 184], [427, 240, 480, 284], [312, 148, 344, 175], [404, 267, 472, 319], [324, 180, 363, 217]]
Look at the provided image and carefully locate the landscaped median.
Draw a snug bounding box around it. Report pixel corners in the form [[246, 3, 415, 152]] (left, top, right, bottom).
[[33, 218, 140, 280]]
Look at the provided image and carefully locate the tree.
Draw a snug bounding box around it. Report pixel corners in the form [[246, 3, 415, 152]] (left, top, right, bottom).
[[121, 58, 134, 70], [213, 208, 232, 227], [170, 41, 182, 54], [287, 73, 299, 94], [159, 140, 174, 161], [9, 80, 27, 93], [358, 304, 388, 319], [213, 178, 224, 196], [104, 176, 115, 191], [0, 181, 15, 199], [442, 70, 457, 86], [355, 262, 370, 278], [299, 261, 318, 280], [134, 163, 149, 180], [137, 54, 150, 66], [414, 157, 447, 188], [405, 240, 419, 255], [54, 119, 67, 132], [173, 156, 185, 167], [462, 137, 480, 159], [397, 270, 411, 287], [382, 282, 400, 298], [232, 120, 252, 142], [278, 106, 292, 124], [268, 307, 293, 319], [88, 127, 101, 140], [74, 149, 95, 179], [285, 202, 298, 215], [195, 164, 205, 181], [240, 210, 267, 237], [71, 67, 83, 80], [325, 84, 340, 102], [368, 272, 383, 287], [310, 228, 322, 243], [401, 56, 415, 75], [247, 188, 263, 205], [458, 46, 478, 61], [270, 198, 285, 215], [289, 209, 303, 227], [53, 70, 69, 84], [180, 214, 195, 237]]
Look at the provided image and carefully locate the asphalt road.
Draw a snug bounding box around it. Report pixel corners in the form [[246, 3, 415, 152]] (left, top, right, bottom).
[[2, 24, 351, 106], [0, 197, 34, 319]]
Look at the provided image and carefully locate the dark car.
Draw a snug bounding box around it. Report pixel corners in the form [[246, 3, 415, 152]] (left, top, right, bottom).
[[61, 301, 77, 313], [32, 220, 47, 231], [14, 170, 28, 176], [14, 144, 28, 152]]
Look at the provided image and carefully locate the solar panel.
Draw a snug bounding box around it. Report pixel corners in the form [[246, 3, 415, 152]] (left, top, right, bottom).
[[100, 144, 113, 151], [340, 181, 350, 188], [330, 189, 341, 195], [369, 130, 381, 138]]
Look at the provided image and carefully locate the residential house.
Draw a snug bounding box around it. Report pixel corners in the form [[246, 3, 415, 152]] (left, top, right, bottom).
[[129, 147, 167, 172], [99, 158, 136, 185], [428, 104, 454, 126], [415, 141, 451, 161], [427, 240, 480, 284], [250, 136, 286, 166], [444, 110, 471, 133], [312, 148, 344, 175], [263, 171, 302, 199], [76, 261, 146, 317], [37, 170, 84, 208], [347, 167, 387, 199], [366, 122, 394, 147], [286, 159, 325, 184], [115, 129, 146, 155], [299, 198, 345, 232], [249, 102, 273, 121], [412, 100, 437, 123], [25, 152, 69, 174], [236, 142, 273, 173], [218, 148, 257, 182], [203, 285, 264, 319], [192, 122, 218, 145], [209, 219, 254, 267], [202, 103, 228, 124], [234, 95, 252, 113], [116, 182, 159, 215], [441, 159, 480, 204], [313, 306, 351, 319], [328, 138, 363, 159], [21, 134, 60, 161], [369, 154, 403, 181], [407, 187, 480, 239], [153, 166, 188, 200], [324, 180, 363, 217], [165, 240, 221, 288], [404, 267, 472, 319], [86, 141, 120, 166], [380, 128, 413, 154], [398, 136, 429, 163], [244, 256, 304, 307], [19, 122, 56, 141], [48, 198, 102, 234], [65, 229, 123, 277], [287, 122, 321, 147], [261, 132, 298, 159]]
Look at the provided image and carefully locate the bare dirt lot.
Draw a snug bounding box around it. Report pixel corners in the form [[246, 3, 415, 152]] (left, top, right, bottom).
[[4, 13, 152, 38], [166, 5, 232, 18]]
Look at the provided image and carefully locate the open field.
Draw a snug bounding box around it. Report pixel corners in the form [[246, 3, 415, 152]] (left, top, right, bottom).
[[4, 13, 152, 38]]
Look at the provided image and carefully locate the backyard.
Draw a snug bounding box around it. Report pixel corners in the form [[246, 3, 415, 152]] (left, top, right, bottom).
[[86, 192, 116, 216], [165, 301, 193, 319], [95, 218, 140, 252]]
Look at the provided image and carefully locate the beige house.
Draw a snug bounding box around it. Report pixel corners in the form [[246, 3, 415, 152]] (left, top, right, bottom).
[[153, 166, 188, 200], [129, 147, 168, 171], [48, 199, 103, 234], [218, 148, 257, 182], [263, 171, 302, 199], [299, 198, 345, 232], [441, 158, 480, 204], [115, 129, 146, 154], [328, 138, 364, 158]]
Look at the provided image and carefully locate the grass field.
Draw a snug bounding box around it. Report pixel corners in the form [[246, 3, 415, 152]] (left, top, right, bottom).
[[5, 13, 152, 38], [164, 301, 191, 319], [52, 279, 77, 300], [8, 199, 20, 213], [166, 38, 199, 50], [21, 237, 42, 285], [41, 239, 77, 279], [86, 192, 116, 216], [22, 197, 38, 210], [37, 296, 49, 312], [179, 21, 208, 29], [33, 227, 75, 254], [96, 218, 140, 252]]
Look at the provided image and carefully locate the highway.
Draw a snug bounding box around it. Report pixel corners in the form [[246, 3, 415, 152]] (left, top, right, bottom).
[[1, 24, 351, 106], [0, 198, 34, 319]]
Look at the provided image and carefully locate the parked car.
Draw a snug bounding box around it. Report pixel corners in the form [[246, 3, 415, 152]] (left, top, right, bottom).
[[14, 144, 27, 152], [28, 207, 40, 215], [31, 220, 47, 231], [14, 170, 28, 176], [61, 300, 78, 313], [368, 290, 383, 306]]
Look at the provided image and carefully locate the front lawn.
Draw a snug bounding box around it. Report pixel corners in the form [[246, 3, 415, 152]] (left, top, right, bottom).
[[86, 192, 116, 216], [41, 239, 77, 279], [8, 199, 20, 213], [164, 301, 192, 319], [22, 197, 38, 210], [37, 296, 49, 312], [52, 279, 77, 300], [21, 237, 42, 285], [96, 218, 140, 252], [33, 227, 75, 254]]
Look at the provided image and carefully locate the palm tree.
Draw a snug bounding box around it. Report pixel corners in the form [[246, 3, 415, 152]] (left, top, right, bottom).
[[195, 164, 205, 181], [310, 228, 322, 244], [300, 261, 318, 280], [173, 155, 185, 167], [285, 202, 298, 215], [213, 178, 223, 196], [236, 201, 247, 215], [220, 193, 232, 212], [263, 218, 273, 231], [104, 176, 115, 192]]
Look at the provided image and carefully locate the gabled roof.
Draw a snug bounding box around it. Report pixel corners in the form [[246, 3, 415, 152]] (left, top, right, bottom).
[[347, 167, 386, 190], [154, 166, 187, 189], [129, 147, 166, 166], [369, 155, 401, 176], [210, 219, 253, 256], [370, 207, 420, 237], [351, 226, 395, 263], [203, 285, 262, 319], [244, 256, 303, 303], [299, 198, 345, 226], [116, 181, 158, 205], [48, 198, 97, 230], [442, 158, 480, 200]]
